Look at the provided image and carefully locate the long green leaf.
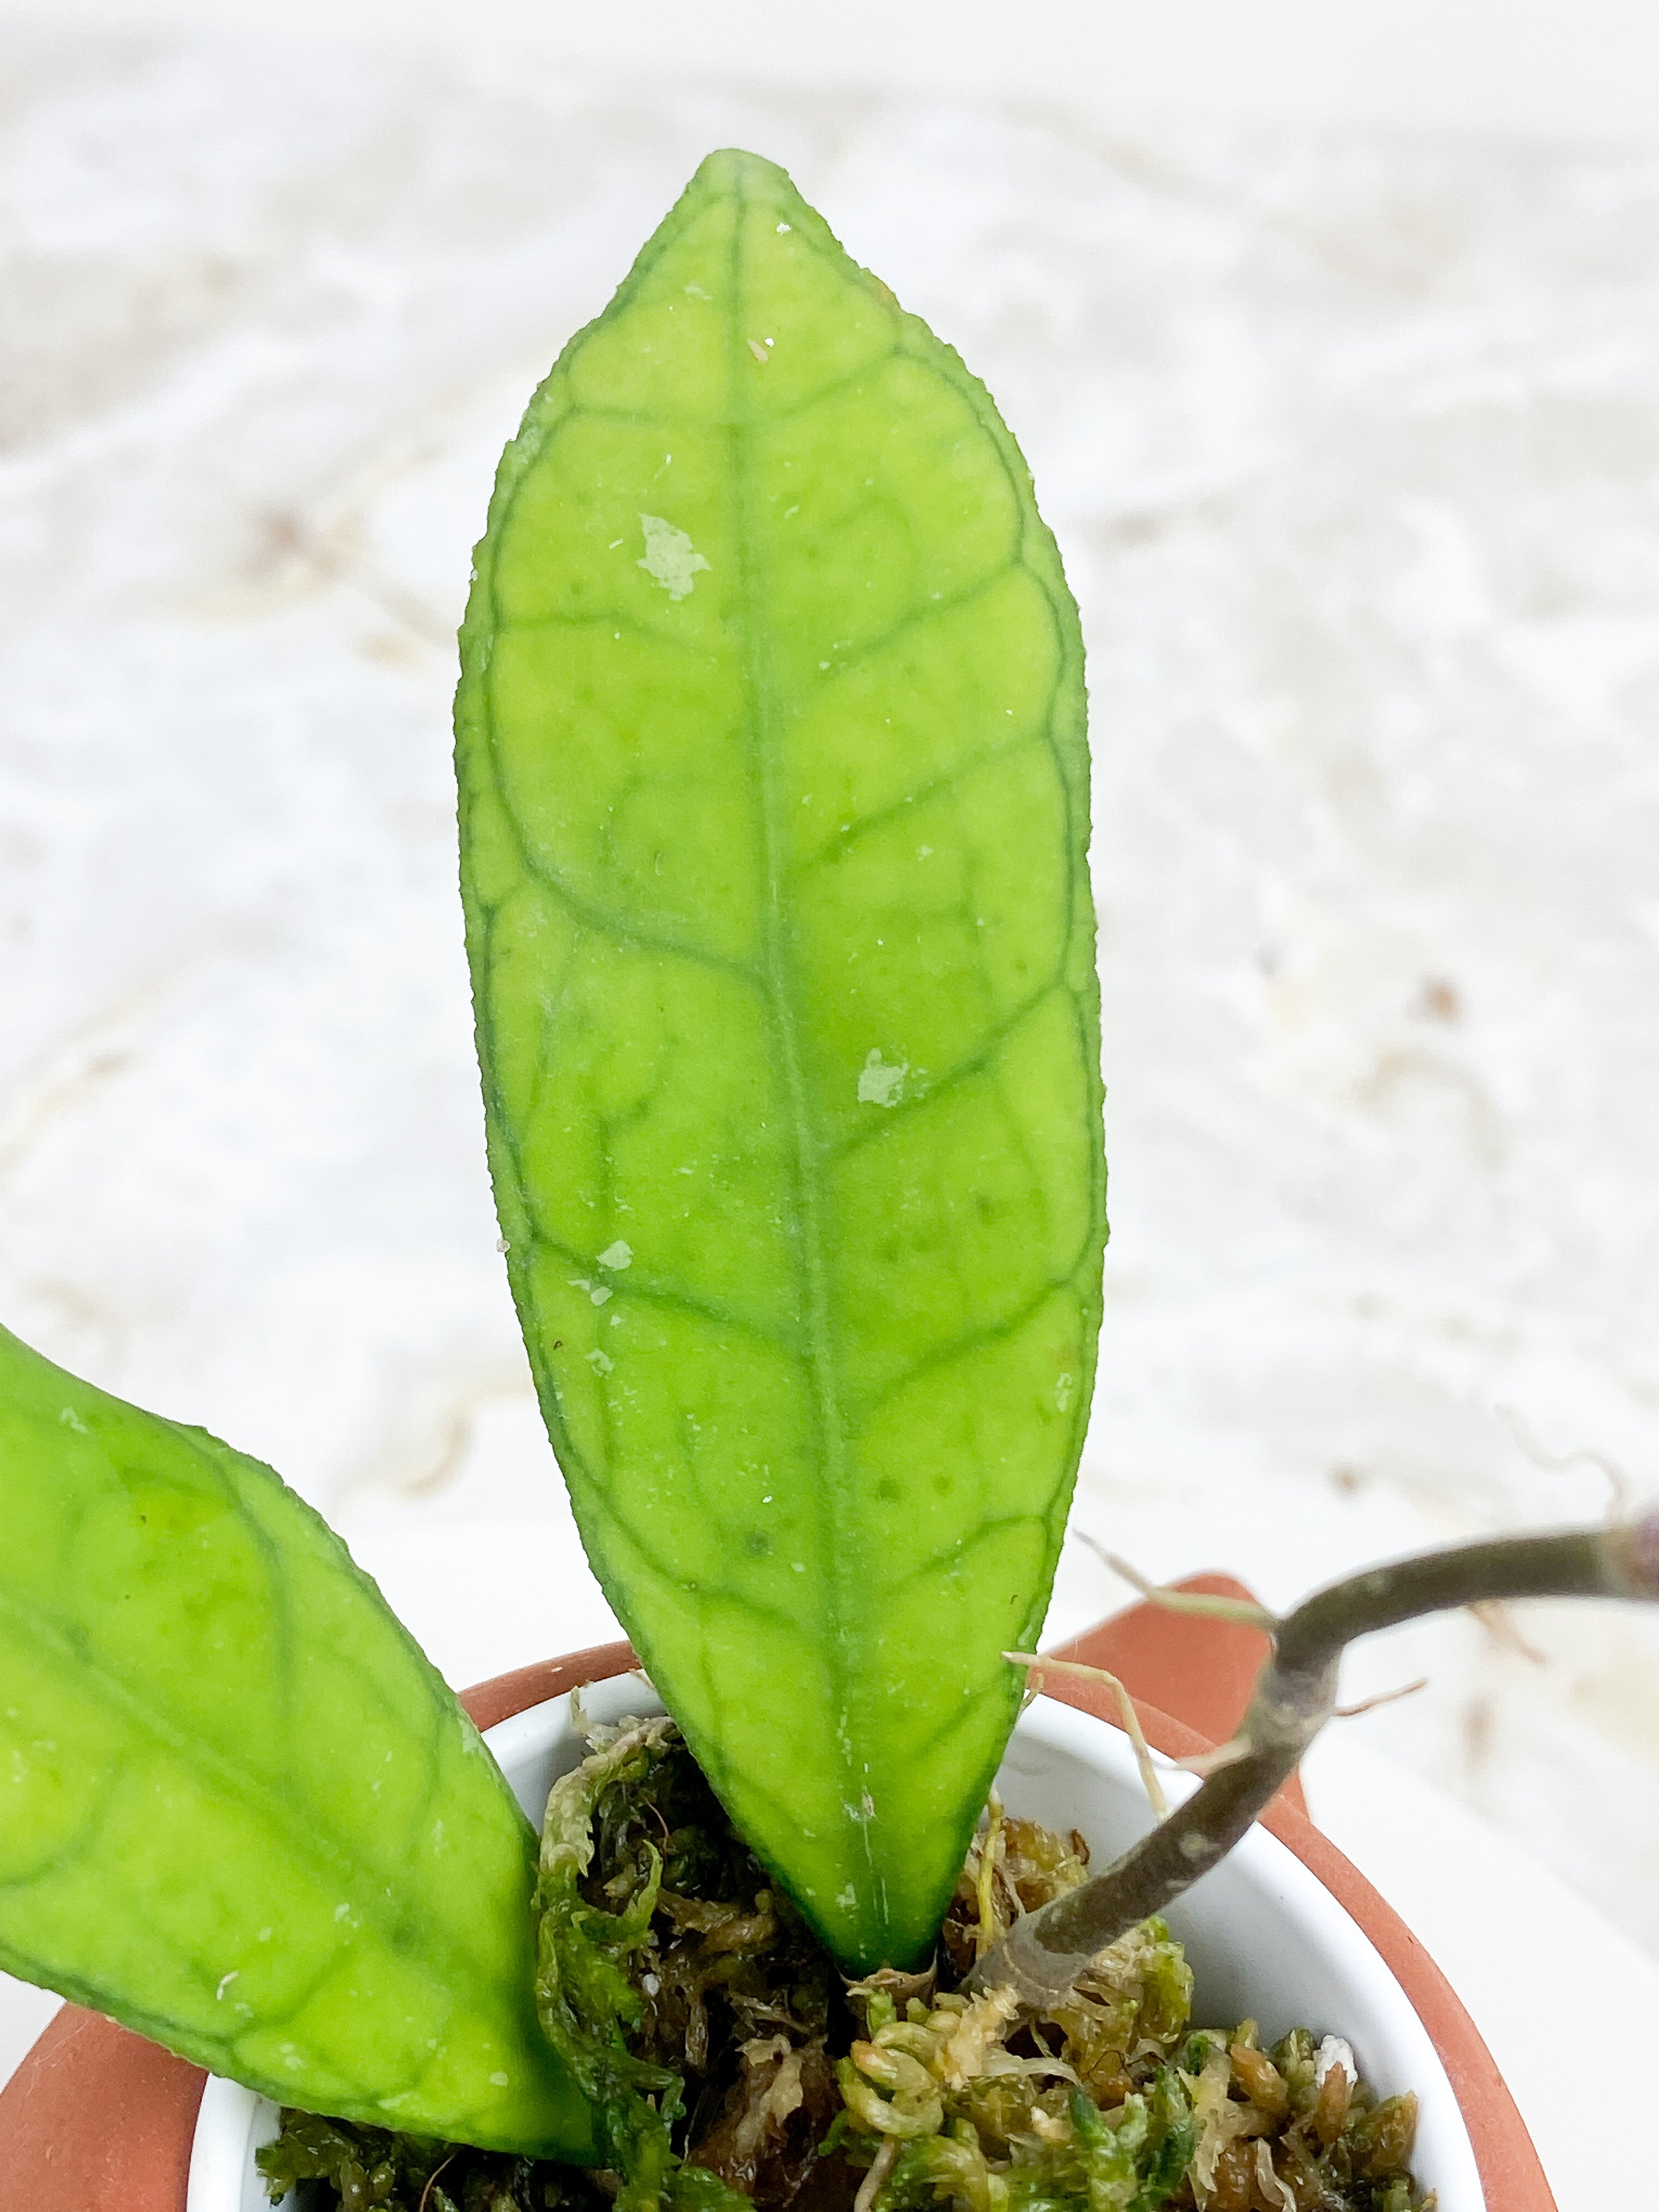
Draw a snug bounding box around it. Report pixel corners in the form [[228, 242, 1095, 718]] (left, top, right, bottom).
[[0, 1324, 597, 2159], [457, 148, 1105, 1970]]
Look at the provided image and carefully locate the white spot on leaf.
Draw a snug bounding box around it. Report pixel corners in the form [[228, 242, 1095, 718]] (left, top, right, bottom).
[[599, 1240, 633, 1270], [637, 514, 709, 601], [857, 1049, 908, 1108]]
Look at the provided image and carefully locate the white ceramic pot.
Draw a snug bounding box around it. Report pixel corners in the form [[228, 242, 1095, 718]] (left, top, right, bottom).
[[186, 1670, 1483, 2212]]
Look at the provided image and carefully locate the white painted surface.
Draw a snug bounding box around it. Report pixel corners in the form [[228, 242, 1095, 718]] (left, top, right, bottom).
[[7, 3, 1659, 147]]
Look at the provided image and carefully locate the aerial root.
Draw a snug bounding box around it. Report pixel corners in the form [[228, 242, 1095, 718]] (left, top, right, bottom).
[[1074, 1532, 1278, 1633], [1003, 1652, 1168, 1818]]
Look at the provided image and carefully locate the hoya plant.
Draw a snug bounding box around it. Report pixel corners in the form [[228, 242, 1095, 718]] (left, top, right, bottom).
[[1, 147, 1655, 2192]]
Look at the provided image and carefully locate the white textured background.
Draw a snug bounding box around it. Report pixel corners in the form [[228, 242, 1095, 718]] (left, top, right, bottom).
[[5, 28, 1659, 2099]]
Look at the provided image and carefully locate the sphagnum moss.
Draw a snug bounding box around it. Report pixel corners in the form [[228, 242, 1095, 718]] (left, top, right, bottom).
[[262, 1719, 1432, 2212]]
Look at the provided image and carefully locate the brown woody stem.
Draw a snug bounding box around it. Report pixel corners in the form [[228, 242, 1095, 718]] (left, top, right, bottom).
[[969, 1513, 1659, 2007]]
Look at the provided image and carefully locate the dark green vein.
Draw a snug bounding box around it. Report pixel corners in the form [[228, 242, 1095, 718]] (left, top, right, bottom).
[[791, 725, 1043, 876], [853, 1264, 1091, 1430], [474, 766, 765, 986]]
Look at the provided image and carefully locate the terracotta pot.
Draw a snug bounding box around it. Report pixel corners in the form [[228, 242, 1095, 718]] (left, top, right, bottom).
[[0, 1583, 1554, 2211]]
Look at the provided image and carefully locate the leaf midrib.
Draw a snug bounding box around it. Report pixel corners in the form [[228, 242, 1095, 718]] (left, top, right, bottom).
[[721, 180, 874, 1909]]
